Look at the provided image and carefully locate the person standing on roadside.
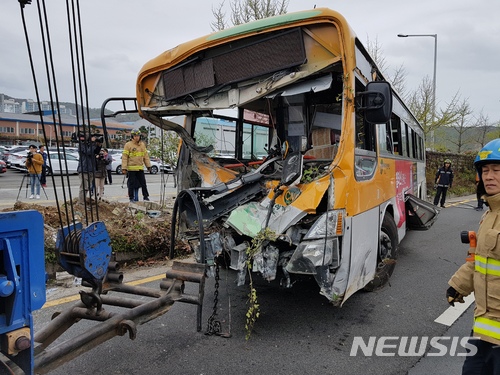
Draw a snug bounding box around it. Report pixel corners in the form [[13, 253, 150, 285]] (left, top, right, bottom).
[[433, 158, 454, 208], [25, 144, 44, 199], [447, 139, 500, 374], [94, 149, 110, 200], [38, 144, 47, 187], [122, 129, 151, 202], [103, 148, 113, 185], [77, 132, 97, 205]]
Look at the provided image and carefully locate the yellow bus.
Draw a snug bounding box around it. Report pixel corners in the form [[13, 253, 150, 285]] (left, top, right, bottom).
[[135, 8, 437, 305]]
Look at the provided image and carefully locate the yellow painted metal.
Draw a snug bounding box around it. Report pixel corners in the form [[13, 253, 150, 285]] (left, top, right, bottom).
[[193, 160, 238, 185], [136, 8, 356, 114]]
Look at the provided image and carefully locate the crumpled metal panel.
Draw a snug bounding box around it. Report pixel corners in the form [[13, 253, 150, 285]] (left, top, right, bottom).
[[226, 200, 306, 237]]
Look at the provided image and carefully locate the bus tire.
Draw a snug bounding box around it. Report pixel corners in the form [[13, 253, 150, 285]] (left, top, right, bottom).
[[364, 213, 399, 291]]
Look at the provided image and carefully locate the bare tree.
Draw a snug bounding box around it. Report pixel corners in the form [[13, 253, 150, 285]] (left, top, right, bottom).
[[407, 76, 460, 144], [211, 0, 289, 31], [366, 36, 407, 97], [447, 98, 473, 153], [211, 2, 228, 31], [473, 111, 492, 148]]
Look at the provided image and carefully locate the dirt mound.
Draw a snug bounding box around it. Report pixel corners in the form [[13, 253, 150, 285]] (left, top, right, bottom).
[[2, 199, 178, 267]]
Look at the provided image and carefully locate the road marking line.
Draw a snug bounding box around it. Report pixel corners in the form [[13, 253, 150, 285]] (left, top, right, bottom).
[[42, 273, 166, 308], [434, 293, 475, 326]]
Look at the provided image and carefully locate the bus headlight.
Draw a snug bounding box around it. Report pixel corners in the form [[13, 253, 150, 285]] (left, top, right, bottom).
[[285, 238, 338, 274], [304, 210, 344, 240]]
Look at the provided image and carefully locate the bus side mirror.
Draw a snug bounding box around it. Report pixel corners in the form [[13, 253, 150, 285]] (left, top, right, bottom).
[[357, 81, 392, 124]]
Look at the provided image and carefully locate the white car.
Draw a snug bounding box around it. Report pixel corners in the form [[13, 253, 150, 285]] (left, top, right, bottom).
[[13, 150, 80, 175], [46, 152, 80, 175], [9, 149, 30, 171], [111, 154, 161, 175]]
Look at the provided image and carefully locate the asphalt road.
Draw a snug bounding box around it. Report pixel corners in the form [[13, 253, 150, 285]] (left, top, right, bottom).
[[17, 177, 481, 375], [0, 168, 177, 207]]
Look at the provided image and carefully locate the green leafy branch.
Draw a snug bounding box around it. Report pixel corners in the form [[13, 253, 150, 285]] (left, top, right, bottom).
[[244, 227, 277, 340], [301, 165, 320, 183]]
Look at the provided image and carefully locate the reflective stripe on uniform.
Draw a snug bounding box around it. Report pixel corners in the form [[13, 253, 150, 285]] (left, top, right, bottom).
[[474, 316, 500, 341], [475, 255, 500, 276], [127, 151, 146, 157], [127, 165, 144, 171]]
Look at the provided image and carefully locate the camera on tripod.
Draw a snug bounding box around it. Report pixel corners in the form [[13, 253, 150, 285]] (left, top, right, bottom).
[[93, 134, 104, 143]]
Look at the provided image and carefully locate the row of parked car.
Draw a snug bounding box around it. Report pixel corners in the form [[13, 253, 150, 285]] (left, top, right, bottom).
[[0, 145, 174, 175]]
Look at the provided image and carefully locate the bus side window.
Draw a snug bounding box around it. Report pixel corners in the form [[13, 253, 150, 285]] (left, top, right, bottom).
[[355, 154, 377, 180], [391, 116, 402, 155], [376, 123, 393, 155], [385, 123, 393, 153], [355, 80, 376, 152]]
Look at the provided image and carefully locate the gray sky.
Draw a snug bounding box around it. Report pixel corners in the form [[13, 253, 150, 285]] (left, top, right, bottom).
[[1, 0, 499, 123]]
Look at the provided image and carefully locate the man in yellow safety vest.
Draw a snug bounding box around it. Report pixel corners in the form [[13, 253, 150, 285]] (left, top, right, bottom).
[[121, 129, 151, 202]]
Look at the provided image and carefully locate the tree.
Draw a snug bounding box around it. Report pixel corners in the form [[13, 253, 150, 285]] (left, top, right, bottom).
[[406, 76, 460, 146], [447, 98, 473, 153], [148, 131, 180, 168], [366, 36, 407, 97], [211, 0, 289, 31], [138, 125, 149, 143], [472, 111, 491, 148]]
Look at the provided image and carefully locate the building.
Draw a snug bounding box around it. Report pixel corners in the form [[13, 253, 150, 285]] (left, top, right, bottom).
[[0, 112, 134, 147], [0, 94, 73, 116]]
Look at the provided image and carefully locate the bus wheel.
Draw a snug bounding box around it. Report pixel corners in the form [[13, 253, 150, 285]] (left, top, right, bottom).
[[364, 214, 399, 291]]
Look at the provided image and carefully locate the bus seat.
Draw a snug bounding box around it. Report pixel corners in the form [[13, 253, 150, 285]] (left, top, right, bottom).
[[305, 128, 337, 159]]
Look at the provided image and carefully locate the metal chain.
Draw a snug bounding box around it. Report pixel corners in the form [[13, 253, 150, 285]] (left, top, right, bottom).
[[205, 261, 221, 335]]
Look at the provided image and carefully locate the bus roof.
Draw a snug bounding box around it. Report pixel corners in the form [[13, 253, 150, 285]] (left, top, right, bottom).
[[136, 8, 355, 108]]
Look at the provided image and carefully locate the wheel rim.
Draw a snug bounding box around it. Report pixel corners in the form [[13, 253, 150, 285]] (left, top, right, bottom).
[[380, 231, 393, 258], [378, 231, 393, 268]]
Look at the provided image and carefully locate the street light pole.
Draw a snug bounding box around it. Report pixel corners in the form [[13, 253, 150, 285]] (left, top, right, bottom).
[[398, 33, 438, 149]]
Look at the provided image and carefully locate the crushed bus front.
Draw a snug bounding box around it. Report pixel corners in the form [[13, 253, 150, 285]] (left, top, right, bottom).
[[135, 8, 437, 305]]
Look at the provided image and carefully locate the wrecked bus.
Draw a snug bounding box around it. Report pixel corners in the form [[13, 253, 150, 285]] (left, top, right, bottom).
[[135, 8, 437, 305]]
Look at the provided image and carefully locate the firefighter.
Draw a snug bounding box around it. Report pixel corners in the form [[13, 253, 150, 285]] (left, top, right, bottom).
[[433, 158, 454, 208], [447, 138, 500, 374], [122, 129, 151, 202]]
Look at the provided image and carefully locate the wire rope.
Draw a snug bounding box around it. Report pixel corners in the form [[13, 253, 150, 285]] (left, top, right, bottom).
[[18, 0, 105, 248]]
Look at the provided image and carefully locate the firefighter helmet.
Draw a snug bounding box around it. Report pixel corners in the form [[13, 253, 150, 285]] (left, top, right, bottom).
[[474, 139, 500, 171], [444, 159, 452, 164], [131, 129, 141, 137]]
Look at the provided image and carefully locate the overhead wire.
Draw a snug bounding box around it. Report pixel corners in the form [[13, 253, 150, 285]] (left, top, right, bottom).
[[18, 0, 102, 251], [35, 0, 76, 229], [18, 0, 72, 243]]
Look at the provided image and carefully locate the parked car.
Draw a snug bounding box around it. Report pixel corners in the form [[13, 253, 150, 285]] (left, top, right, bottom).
[[0, 160, 6, 174], [45, 152, 80, 175], [0, 150, 7, 166], [12, 150, 80, 175], [4, 146, 29, 168], [9, 149, 30, 171], [111, 154, 161, 175], [160, 163, 175, 174]]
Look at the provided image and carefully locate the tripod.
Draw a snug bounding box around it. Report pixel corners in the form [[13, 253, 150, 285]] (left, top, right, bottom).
[[16, 165, 48, 201]]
